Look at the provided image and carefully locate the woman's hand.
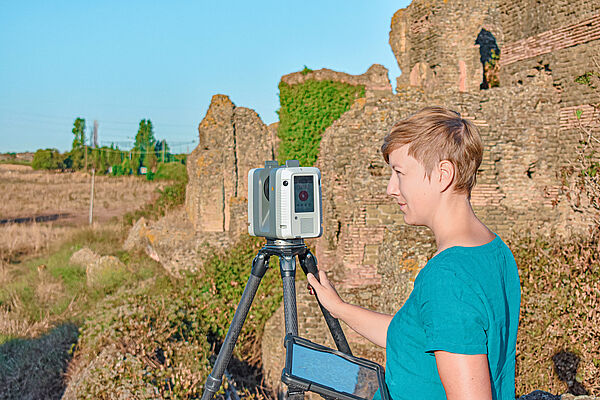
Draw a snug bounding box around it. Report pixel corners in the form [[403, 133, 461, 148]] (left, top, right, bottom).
[[306, 270, 346, 319], [308, 269, 394, 348]]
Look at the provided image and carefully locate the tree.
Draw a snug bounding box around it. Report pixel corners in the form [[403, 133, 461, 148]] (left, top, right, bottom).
[[107, 144, 123, 168], [155, 139, 171, 162], [70, 117, 86, 169], [72, 117, 86, 149], [32, 149, 64, 170], [132, 119, 156, 174]]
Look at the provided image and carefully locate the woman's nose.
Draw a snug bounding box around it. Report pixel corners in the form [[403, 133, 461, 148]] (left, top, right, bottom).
[[387, 174, 397, 197]]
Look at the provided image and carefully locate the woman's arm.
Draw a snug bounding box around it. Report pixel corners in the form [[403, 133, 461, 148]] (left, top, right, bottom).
[[307, 271, 393, 347], [435, 351, 493, 400]]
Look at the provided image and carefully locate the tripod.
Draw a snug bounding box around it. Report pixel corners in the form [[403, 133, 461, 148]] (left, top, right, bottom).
[[201, 238, 352, 400]]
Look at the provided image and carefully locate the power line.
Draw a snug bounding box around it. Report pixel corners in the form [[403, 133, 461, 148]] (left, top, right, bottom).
[[0, 108, 197, 128]]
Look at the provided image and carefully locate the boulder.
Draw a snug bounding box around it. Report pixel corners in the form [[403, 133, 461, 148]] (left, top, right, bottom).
[[69, 248, 100, 268], [560, 394, 599, 400], [86, 256, 127, 290], [123, 217, 149, 252]]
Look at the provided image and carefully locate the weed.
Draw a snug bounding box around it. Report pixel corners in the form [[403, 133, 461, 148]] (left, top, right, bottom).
[[67, 235, 282, 399], [509, 231, 600, 396]]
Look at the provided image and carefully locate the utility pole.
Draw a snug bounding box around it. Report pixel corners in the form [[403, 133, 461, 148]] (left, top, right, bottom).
[[162, 139, 165, 162], [89, 121, 98, 225]]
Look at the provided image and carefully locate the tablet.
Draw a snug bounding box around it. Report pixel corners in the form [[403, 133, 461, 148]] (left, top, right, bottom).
[[281, 335, 389, 400]]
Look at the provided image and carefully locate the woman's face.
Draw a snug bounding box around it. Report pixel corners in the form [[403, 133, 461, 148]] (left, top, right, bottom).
[[386, 145, 439, 227]]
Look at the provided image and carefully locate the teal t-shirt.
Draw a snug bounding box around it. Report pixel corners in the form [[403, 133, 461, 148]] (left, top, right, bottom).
[[382, 233, 521, 400]]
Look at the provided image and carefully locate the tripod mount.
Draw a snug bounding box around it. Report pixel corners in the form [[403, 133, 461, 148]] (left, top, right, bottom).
[[201, 238, 352, 400]]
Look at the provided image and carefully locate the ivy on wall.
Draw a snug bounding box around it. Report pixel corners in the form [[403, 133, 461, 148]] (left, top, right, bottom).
[[277, 79, 365, 166]]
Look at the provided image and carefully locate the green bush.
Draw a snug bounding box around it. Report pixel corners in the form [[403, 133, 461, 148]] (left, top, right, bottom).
[[31, 149, 66, 170], [110, 164, 125, 176], [277, 79, 365, 166], [155, 162, 188, 183]]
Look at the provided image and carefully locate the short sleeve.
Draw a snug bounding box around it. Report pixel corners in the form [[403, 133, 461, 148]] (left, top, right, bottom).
[[418, 266, 488, 355]]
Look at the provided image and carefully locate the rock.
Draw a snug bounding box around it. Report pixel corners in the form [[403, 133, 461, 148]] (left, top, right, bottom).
[[553, 351, 589, 396], [123, 217, 149, 252], [560, 394, 599, 400], [280, 64, 393, 95], [518, 390, 561, 400], [69, 247, 100, 268], [185, 94, 274, 234], [86, 256, 127, 290], [140, 208, 231, 277]]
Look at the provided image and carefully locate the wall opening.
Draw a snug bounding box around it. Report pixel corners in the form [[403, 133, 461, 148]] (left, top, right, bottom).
[[475, 29, 500, 89]]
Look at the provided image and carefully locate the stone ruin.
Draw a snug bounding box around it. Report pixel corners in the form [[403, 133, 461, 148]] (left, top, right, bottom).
[[280, 63, 393, 94], [185, 94, 276, 234], [127, 0, 600, 395], [124, 95, 275, 276]]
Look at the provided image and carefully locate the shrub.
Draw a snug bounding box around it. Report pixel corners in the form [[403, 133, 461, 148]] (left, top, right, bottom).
[[110, 164, 125, 176], [69, 235, 282, 398], [32, 149, 65, 170], [155, 162, 188, 183], [509, 231, 600, 396]]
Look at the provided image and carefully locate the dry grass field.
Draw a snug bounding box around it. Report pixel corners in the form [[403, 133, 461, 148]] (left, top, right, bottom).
[[0, 164, 163, 222], [0, 164, 164, 261]]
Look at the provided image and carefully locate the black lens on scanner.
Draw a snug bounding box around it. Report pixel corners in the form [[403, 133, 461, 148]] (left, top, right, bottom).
[[264, 176, 270, 201]]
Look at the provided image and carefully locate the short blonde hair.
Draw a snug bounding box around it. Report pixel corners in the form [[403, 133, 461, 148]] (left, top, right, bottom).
[[381, 106, 483, 196]]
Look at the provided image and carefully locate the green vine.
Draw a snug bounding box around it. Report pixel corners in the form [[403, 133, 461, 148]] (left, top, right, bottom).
[[277, 79, 365, 166]]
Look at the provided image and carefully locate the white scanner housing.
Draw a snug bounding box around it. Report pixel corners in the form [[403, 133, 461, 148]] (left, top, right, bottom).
[[248, 160, 323, 239]]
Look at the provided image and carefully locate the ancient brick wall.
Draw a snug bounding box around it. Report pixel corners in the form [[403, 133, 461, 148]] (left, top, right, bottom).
[[313, 78, 589, 293], [185, 94, 275, 235], [499, 0, 600, 44], [389, 0, 501, 93], [497, 1, 600, 201]]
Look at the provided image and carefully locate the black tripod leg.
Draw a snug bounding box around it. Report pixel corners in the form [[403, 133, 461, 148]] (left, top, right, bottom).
[[298, 249, 352, 356], [279, 254, 299, 336], [201, 252, 270, 400], [279, 253, 305, 400]]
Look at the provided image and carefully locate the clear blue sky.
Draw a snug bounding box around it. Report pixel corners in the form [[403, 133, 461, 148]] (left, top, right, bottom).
[[0, 1, 409, 153]]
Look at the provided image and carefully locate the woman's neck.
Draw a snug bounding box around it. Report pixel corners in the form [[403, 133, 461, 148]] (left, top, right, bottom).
[[430, 195, 494, 255]]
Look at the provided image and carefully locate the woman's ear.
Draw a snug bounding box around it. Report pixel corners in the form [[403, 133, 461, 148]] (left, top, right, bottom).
[[438, 160, 455, 192]]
